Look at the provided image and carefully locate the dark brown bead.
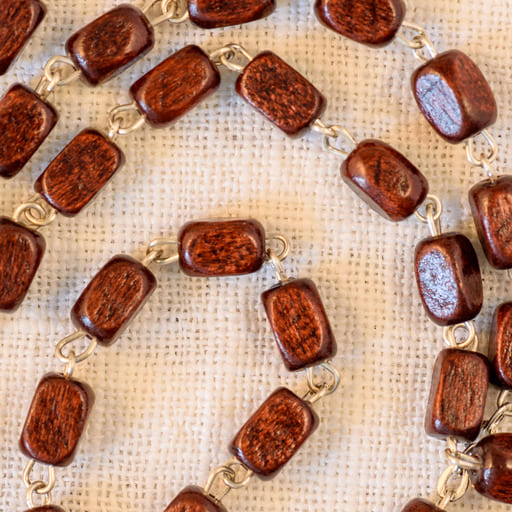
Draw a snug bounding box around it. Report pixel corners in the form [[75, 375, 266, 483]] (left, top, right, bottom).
[[19, 373, 94, 466], [262, 278, 336, 371], [469, 176, 512, 269], [425, 348, 489, 441], [230, 387, 318, 478], [188, 0, 275, 28], [341, 139, 429, 221], [22, 507, 66, 512], [34, 129, 125, 217], [130, 45, 220, 128], [314, 0, 405, 47], [71, 255, 157, 346], [66, 4, 154, 86], [0, 84, 57, 179], [0, 0, 46, 75], [401, 498, 444, 512], [412, 50, 497, 143], [488, 302, 512, 388], [0, 217, 45, 312], [414, 233, 483, 326], [471, 434, 512, 504], [164, 486, 227, 512], [236, 51, 325, 136], [178, 219, 266, 277]]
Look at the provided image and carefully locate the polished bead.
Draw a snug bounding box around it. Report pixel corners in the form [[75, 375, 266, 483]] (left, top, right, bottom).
[[188, 0, 275, 28], [130, 45, 220, 127], [488, 302, 512, 388], [34, 129, 125, 216], [178, 219, 266, 277], [314, 0, 405, 47], [425, 348, 489, 441], [236, 51, 325, 136], [469, 176, 512, 269], [401, 498, 444, 512], [262, 278, 336, 371], [0, 217, 45, 312], [164, 486, 227, 512], [414, 233, 483, 326], [71, 255, 157, 346], [66, 4, 154, 86], [230, 387, 318, 478], [341, 139, 428, 221], [19, 373, 94, 466], [0, 84, 57, 178], [412, 50, 497, 143], [0, 0, 46, 75], [22, 507, 66, 512], [471, 434, 512, 504]]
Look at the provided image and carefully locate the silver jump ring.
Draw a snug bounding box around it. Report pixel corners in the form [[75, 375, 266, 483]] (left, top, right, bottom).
[[465, 130, 498, 168], [304, 362, 341, 404], [55, 330, 97, 365], [108, 103, 146, 138], [144, 238, 179, 266], [26, 481, 52, 508], [322, 125, 358, 158], [436, 465, 470, 503], [442, 321, 478, 350], [23, 459, 56, 495]]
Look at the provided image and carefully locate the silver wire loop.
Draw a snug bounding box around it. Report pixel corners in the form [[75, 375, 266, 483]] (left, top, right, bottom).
[[266, 234, 290, 261], [13, 194, 58, 229], [107, 102, 146, 139], [436, 465, 471, 504], [210, 44, 253, 73], [497, 389, 512, 409], [143, 0, 189, 25], [265, 248, 289, 283], [396, 21, 437, 62], [204, 458, 253, 502], [26, 481, 52, 508], [483, 401, 512, 435], [303, 362, 340, 404], [444, 438, 482, 471], [55, 330, 98, 367], [442, 321, 478, 351], [414, 195, 442, 236], [35, 55, 81, 99], [311, 119, 358, 159], [143, 238, 179, 266], [23, 459, 56, 495], [465, 130, 498, 174]]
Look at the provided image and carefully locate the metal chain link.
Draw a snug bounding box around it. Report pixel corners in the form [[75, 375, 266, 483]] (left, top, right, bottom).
[[143, 0, 189, 25], [436, 464, 471, 508], [23, 459, 56, 508], [482, 390, 512, 435], [13, 194, 58, 230], [204, 458, 253, 502], [265, 234, 291, 283], [464, 130, 499, 181], [35, 56, 81, 100], [142, 238, 179, 266], [55, 330, 98, 378], [210, 44, 253, 73], [303, 362, 340, 404], [311, 119, 358, 158], [442, 321, 478, 351], [396, 21, 438, 62], [107, 102, 146, 140], [414, 195, 442, 236]]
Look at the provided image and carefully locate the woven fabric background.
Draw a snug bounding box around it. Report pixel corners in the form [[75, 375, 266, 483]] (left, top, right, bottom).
[[1, 0, 512, 510]]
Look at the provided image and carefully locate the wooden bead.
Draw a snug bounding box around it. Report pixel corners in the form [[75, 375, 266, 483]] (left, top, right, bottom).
[[66, 4, 154, 86], [0, 217, 45, 312], [164, 486, 227, 512], [236, 51, 325, 136], [188, 0, 275, 28], [130, 45, 220, 127], [425, 348, 489, 441], [19, 373, 94, 466], [414, 233, 483, 326], [230, 387, 318, 478], [0, 84, 57, 179], [341, 139, 429, 221], [262, 278, 336, 371], [401, 499, 444, 512], [314, 0, 405, 47], [469, 176, 512, 269], [0, 0, 46, 75], [71, 255, 157, 346], [178, 219, 266, 277], [23, 507, 66, 512], [34, 129, 125, 216], [412, 50, 497, 143], [488, 302, 512, 388], [471, 434, 512, 504]]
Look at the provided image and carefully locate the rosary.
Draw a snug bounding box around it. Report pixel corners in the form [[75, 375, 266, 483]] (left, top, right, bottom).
[[1, 0, 512, 511]]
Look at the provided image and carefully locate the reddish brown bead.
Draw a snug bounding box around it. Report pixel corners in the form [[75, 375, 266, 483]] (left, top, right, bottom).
[[71, 255, 157, 346], [414, 233, 483, 326], [164, 486, 227, 512], [401, 499, 444, 512], [488, 302, 512, 388], [412, 50, 497, 143], [19, 373, 94, 466], [178, 219, 266, 277], [188, 0, 275, 28], [0, 0, 46, 75], [262, 278, 336, 371], [66, 4, 154, 86], [425, 348, 489, 441], [469, 176, 512, 269], [236, 51, 325, 136], [130, 45, 220, 127], [341, 139, 429, 221], [230, 387, 318, 478], [0, 217, 45, 312], [314, 0, 405, 47], [0, 84, 57, 178], [23, 507, 66, 512], [34, 129, 125, 217], [471, 434, 512, 504]]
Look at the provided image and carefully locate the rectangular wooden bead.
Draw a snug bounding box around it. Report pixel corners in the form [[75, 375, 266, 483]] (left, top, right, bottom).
[[71, 255, 157, 345], [488, 302, 512, 388], [23, 507, 66, 512], [412, 50, 497, 143], [130, 45, 220, 127], [425, 348, 489, 441], [0, 217, 45, 312], [230, 387, 318, 478], [262, 278, 336, 371], [236, 51, 325, 136], [0, 0, 46, 75], [34, 129, 125, 216], [178, 219, 266, 277], [66, 4, 154, 86], [401, 499, 444, 512], [164, 486, 227, 512], [19, 373, 94, 466], [0, 84, 57, 178]]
